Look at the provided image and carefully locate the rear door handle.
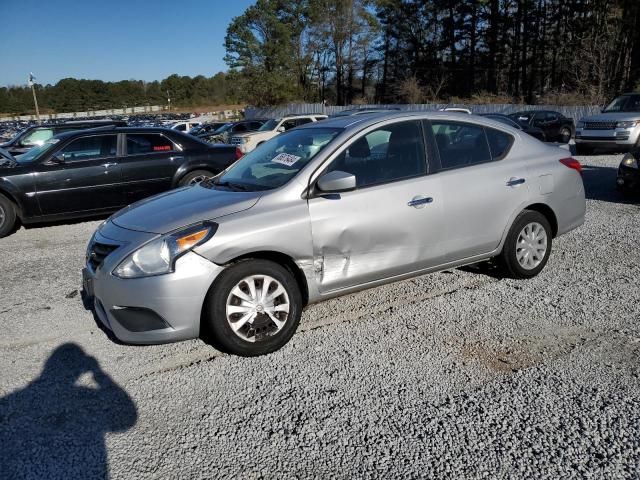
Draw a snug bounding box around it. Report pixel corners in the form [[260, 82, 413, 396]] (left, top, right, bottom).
[[408, 196, 433, 208], [507, 177, 526, 187]]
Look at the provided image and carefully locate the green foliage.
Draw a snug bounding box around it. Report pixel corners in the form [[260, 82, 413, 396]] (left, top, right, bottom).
[[0, 73, 238, 115]]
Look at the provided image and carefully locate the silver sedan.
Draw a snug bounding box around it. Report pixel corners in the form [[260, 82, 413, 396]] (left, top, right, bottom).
[[83, 112, 586, 356]]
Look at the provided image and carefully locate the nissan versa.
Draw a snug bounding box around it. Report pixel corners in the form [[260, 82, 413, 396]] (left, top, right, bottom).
[[83, 112, 586, 357]]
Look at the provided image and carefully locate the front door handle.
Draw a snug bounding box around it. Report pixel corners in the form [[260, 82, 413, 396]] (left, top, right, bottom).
[[507, 177, 526, 187], [102, 162, 117, 169], [407, 196, 433, 208]]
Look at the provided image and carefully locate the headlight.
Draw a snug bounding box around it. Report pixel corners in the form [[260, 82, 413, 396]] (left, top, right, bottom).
[[576, 121, 585, 128], [621, 154, 638, 169], [240, 137, 248, 144], [616, 121, 638, 129], [113, 222, 217, 278]]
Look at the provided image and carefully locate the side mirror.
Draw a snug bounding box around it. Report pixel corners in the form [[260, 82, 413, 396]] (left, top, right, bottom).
[[50, 154, 66, 164], [276, 126, 286, 133], [317, 170, 356, 193]]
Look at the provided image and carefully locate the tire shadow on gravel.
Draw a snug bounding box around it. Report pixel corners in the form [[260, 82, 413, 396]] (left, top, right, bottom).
[[581, 164, 640, 205], [0, 343, 137, 479]]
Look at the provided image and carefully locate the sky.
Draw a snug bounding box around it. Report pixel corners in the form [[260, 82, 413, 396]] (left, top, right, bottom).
[[0, 0, 256, 87]]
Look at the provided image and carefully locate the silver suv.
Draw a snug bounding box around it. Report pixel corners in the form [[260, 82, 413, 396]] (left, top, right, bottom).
[[575, 93, 640, 154], [83, 112, 586, 357]]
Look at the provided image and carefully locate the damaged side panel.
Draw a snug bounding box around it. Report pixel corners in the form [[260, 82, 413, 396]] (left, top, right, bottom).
[[307, 177, 447, 293]]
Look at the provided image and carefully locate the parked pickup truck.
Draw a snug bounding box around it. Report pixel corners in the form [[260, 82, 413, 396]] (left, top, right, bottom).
[[575, 93, 640, 155]]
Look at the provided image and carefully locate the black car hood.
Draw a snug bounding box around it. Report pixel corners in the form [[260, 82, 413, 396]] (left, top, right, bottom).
[[111, 185, 261, 234]]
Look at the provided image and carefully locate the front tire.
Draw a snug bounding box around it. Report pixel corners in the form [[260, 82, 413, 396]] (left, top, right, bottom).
[[498, 210, 552, 279], [202, 260, 303, 356], [178, 169, 215, 187], [0, 194, 17, 238]]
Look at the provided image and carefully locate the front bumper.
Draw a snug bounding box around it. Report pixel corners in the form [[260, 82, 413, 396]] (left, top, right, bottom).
[[575, 128, 639, 148], [617, 164, 640, 191], [83, 224, 225, 344]]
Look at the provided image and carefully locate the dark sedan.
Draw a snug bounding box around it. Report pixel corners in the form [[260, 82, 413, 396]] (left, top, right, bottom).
[[0, 127, 237, 237], [616, 149, 640, 195], [479, 113, 546, 141], [198, 119, 267, 143], [0, 119, 127, 156], [508, 110, 574, 143]]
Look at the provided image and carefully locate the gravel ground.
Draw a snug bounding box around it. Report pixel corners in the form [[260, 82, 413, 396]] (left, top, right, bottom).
[[0, 153, 638, 479]]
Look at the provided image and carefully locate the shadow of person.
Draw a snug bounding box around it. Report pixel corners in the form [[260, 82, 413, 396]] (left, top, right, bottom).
[[0, 343, 137, 479]]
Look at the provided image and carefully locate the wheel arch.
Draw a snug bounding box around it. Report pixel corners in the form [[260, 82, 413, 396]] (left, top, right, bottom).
[[0, 186, 24, 220], [221, 250, 310, 306], [523, 203, 558, 237], [172, 165, 220, 188]]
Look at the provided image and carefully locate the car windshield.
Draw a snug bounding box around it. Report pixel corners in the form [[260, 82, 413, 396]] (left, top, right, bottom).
[[212, 123, 232, 134], [15, 138, 60, 164], [213, 127, 341, 191], [258, 119, 279, 131], [603, 95, 640, 113]]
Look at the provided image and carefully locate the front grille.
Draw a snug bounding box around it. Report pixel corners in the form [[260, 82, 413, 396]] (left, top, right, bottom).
[[230, 137, 242, 145], [87, 241, 118, 271], [584, 121, 617, 130]]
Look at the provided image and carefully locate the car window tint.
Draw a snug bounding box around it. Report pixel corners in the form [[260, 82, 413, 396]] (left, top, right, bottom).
[[22, 128, 54, 146], [60, 135, 116, 162], [282, 120, 297, 131], [327, 120, 426, 188], [234, 124, 248, 132], [296, 118, 313, 126], [250, 122, 263, 130], [485, 128, 513, 160], [127, 134, 174, 155], [431, 122, 491, 169]]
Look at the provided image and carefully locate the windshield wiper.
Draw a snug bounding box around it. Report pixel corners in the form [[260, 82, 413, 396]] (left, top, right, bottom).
[[213, 180, 251, 191]]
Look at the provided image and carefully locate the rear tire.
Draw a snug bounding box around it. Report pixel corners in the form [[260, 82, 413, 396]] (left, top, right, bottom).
[[0, 194, 17, 238], [497, 210, 552, 279], [202, 259, 303, 357], [575, 144, 593, 155], [178, 169, 215, 187], [559, 127, 572, 143]]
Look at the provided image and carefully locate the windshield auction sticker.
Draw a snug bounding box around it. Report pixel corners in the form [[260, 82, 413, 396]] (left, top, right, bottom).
[[271, 153, 301, 167]]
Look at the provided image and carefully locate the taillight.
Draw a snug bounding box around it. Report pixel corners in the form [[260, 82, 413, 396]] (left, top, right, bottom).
[[235, 147, 244, 160], [559, 157, 582, 176]]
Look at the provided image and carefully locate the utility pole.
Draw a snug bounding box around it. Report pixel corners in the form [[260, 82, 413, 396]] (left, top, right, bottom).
[[28, 73, 41, 122]]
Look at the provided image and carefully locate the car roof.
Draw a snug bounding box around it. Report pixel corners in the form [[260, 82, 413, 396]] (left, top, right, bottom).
[[52, 126, 181, 140], [296, 111, 510, 131]]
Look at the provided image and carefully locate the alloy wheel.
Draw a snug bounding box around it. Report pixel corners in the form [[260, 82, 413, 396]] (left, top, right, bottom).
[[188, 174, 210, 186], [0, 205, 5, 228], [225, 275, 290, 342], [516, 222, 548, 270]]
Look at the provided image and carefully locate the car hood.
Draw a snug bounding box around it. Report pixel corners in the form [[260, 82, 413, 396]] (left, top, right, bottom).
[[111, 185, 261, 234], [580, 112, 640, 122]]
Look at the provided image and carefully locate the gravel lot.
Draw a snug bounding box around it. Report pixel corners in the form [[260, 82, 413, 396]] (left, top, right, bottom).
[[0, 153, 638, 479]]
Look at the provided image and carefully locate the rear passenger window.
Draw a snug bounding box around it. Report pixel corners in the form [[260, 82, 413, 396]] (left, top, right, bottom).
[[485, 128, 514, 160], [296, 118, 313, 126], [431, 122, 491, 170], [127, 134, 175, 155]]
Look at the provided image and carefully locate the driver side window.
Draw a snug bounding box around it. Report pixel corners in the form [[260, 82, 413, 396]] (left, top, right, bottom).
[[327, 120, 427, 188], [58, 135, 117, 162]]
